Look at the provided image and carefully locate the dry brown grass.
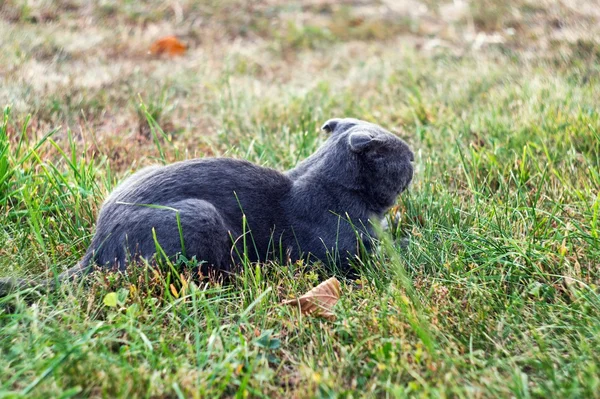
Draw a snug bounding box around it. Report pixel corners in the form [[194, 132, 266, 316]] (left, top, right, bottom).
[[2, 1, 599, 172]]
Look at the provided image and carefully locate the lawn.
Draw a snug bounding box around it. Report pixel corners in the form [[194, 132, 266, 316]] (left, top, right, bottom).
[[1, 0, 599, 397]]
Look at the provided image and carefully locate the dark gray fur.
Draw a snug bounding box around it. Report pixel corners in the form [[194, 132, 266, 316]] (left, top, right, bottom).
[[0, 118, 413, 295]]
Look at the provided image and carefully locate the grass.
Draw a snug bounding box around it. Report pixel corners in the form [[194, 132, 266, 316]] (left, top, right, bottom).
[[1, 0, 600, 397]]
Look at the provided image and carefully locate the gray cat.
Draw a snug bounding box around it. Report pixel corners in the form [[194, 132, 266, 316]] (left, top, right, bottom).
[[0, 118, 414, 295]]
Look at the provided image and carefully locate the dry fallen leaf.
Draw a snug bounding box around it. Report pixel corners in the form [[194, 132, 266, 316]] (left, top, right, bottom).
[[282, 277, 341, 320], [149, 36, 187, 56]]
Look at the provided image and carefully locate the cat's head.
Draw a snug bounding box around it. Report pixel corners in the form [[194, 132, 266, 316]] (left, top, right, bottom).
[[321, 117, 414, 213]]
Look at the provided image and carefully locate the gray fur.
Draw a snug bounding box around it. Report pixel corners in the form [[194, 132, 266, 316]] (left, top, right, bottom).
[[0, 118, 413, 295]]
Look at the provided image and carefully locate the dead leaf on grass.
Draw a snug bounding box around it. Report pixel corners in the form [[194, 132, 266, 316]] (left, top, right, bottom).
[[149, 36, 187, 56], [282, 277, 341, 320]]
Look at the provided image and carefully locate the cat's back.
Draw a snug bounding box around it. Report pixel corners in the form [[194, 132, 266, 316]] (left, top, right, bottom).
[[105, 158, 292, 206]]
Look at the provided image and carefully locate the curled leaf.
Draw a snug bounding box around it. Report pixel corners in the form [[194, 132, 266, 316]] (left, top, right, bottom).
[[283, 277, 341, 320], [149, 36, 187, 56], [170, 283, 179, 298]]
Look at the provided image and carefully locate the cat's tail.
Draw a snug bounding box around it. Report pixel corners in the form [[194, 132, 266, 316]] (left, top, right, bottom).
[[0, 253, 93, 298]]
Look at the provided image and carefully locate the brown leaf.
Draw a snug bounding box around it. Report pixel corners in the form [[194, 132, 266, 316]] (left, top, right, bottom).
[[282, 277, 341, 320], [149, 36, 187, 56]]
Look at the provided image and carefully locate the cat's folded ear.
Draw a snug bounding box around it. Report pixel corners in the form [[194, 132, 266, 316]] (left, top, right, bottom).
[[348, 132, 383, 153], [321, 118, 342, 133]]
